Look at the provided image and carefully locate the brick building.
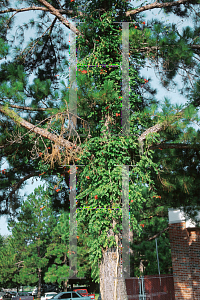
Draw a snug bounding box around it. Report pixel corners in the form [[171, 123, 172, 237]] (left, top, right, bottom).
[[168, 208, 200, 300]]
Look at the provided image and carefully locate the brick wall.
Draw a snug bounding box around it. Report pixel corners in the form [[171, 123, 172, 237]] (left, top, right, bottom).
[[188, 228, 200, 299], [169, 221, 200, 300]]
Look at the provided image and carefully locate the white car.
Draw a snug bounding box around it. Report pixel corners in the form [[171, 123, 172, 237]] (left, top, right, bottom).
[[51, 292, 91, 300], [41, 292, 58, 300]]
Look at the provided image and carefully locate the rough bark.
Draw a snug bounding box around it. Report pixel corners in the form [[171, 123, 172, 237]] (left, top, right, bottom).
[[138, 123, 163, 154], [100, 246, 128, 300], [100, 220, 128, 300]]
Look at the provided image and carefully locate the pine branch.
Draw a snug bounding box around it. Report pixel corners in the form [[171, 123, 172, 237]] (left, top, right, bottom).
[[9, 172, 36, 200], [8, 104, 50, 111], [126, 0, 195, 17], [150, 143, 200, 150], [147, 226, 169, 241], [0, 104, 79, 151], [138, 123, 163, 152], [137, 104, 196, 152], [134, 44, 200, 53], [18, 16, 58, 60], [36, 0, 88, 43]]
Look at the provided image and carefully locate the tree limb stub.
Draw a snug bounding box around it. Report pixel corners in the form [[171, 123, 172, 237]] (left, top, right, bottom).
[[126, 0, 193, 17], [138, 123, 163, 150], [0, 105, 79, 151]]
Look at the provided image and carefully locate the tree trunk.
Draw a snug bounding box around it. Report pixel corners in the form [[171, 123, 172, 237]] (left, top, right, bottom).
[[100, 220, 128, 300], [99, 247, 128, 300], [37, 268, 42, 298], [63, 280, 68, 292]]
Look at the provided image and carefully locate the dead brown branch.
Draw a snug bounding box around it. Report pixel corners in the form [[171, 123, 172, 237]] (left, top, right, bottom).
[[0, 104, 80, 152]]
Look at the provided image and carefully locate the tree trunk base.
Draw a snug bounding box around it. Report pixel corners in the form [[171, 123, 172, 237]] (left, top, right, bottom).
[[100, 249, 128, 300]]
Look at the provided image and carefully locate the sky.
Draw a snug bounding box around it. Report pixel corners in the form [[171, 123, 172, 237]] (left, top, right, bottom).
[[0, 0, 198, 236]]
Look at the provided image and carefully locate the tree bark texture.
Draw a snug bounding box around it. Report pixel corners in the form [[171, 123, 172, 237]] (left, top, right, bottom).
[[100, 219, 128, 300], [100, 247, 128, 300], [63, 280, 68, 292], [37, 268, 42, 298]]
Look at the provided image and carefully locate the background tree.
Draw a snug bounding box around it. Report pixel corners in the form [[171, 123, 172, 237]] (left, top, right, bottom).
[[0, 234, 21, 289], [7, 186, 57, 298], [44, 211, 94, 292]]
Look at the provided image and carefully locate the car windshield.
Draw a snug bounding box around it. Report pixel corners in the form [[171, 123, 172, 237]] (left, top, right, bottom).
[[75, 290, 86, 294], [46, 294, 57, 297]]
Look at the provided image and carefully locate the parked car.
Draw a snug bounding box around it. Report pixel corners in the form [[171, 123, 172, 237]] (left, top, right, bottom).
[[4, 292, 12, 298], [51, 292, 91, 299], [73, 289, 95, 300], [10, 292, 19, 298], [41, 292, 57, 300], [18, 293, 29, 297], [0, 292, 6, 300], [32, 288, 38, 296]]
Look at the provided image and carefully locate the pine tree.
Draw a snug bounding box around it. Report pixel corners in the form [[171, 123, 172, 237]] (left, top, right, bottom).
[[44, 212, 96, 292], [0, 0, 199, 299], [0, 235, 20, 289], [7, 186, 57, 298]]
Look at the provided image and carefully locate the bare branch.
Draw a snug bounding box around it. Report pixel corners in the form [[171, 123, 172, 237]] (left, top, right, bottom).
[[0, 143, 10, 149], [8, 104, 50, 111], [191, 45, 200, 50], [0, 104, 80, 152], [126, 0, 193, 17], [0, 6, 83, 17], [134, 44, 200, 53], [147, 226, 169, 241], [15, 260, 24, 265], [36, 0, 88, 42]]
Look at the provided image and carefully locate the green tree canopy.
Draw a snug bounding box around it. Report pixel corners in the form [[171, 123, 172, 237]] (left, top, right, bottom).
[[6, 186, 57, 297], [0, 0, 199, 298]]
